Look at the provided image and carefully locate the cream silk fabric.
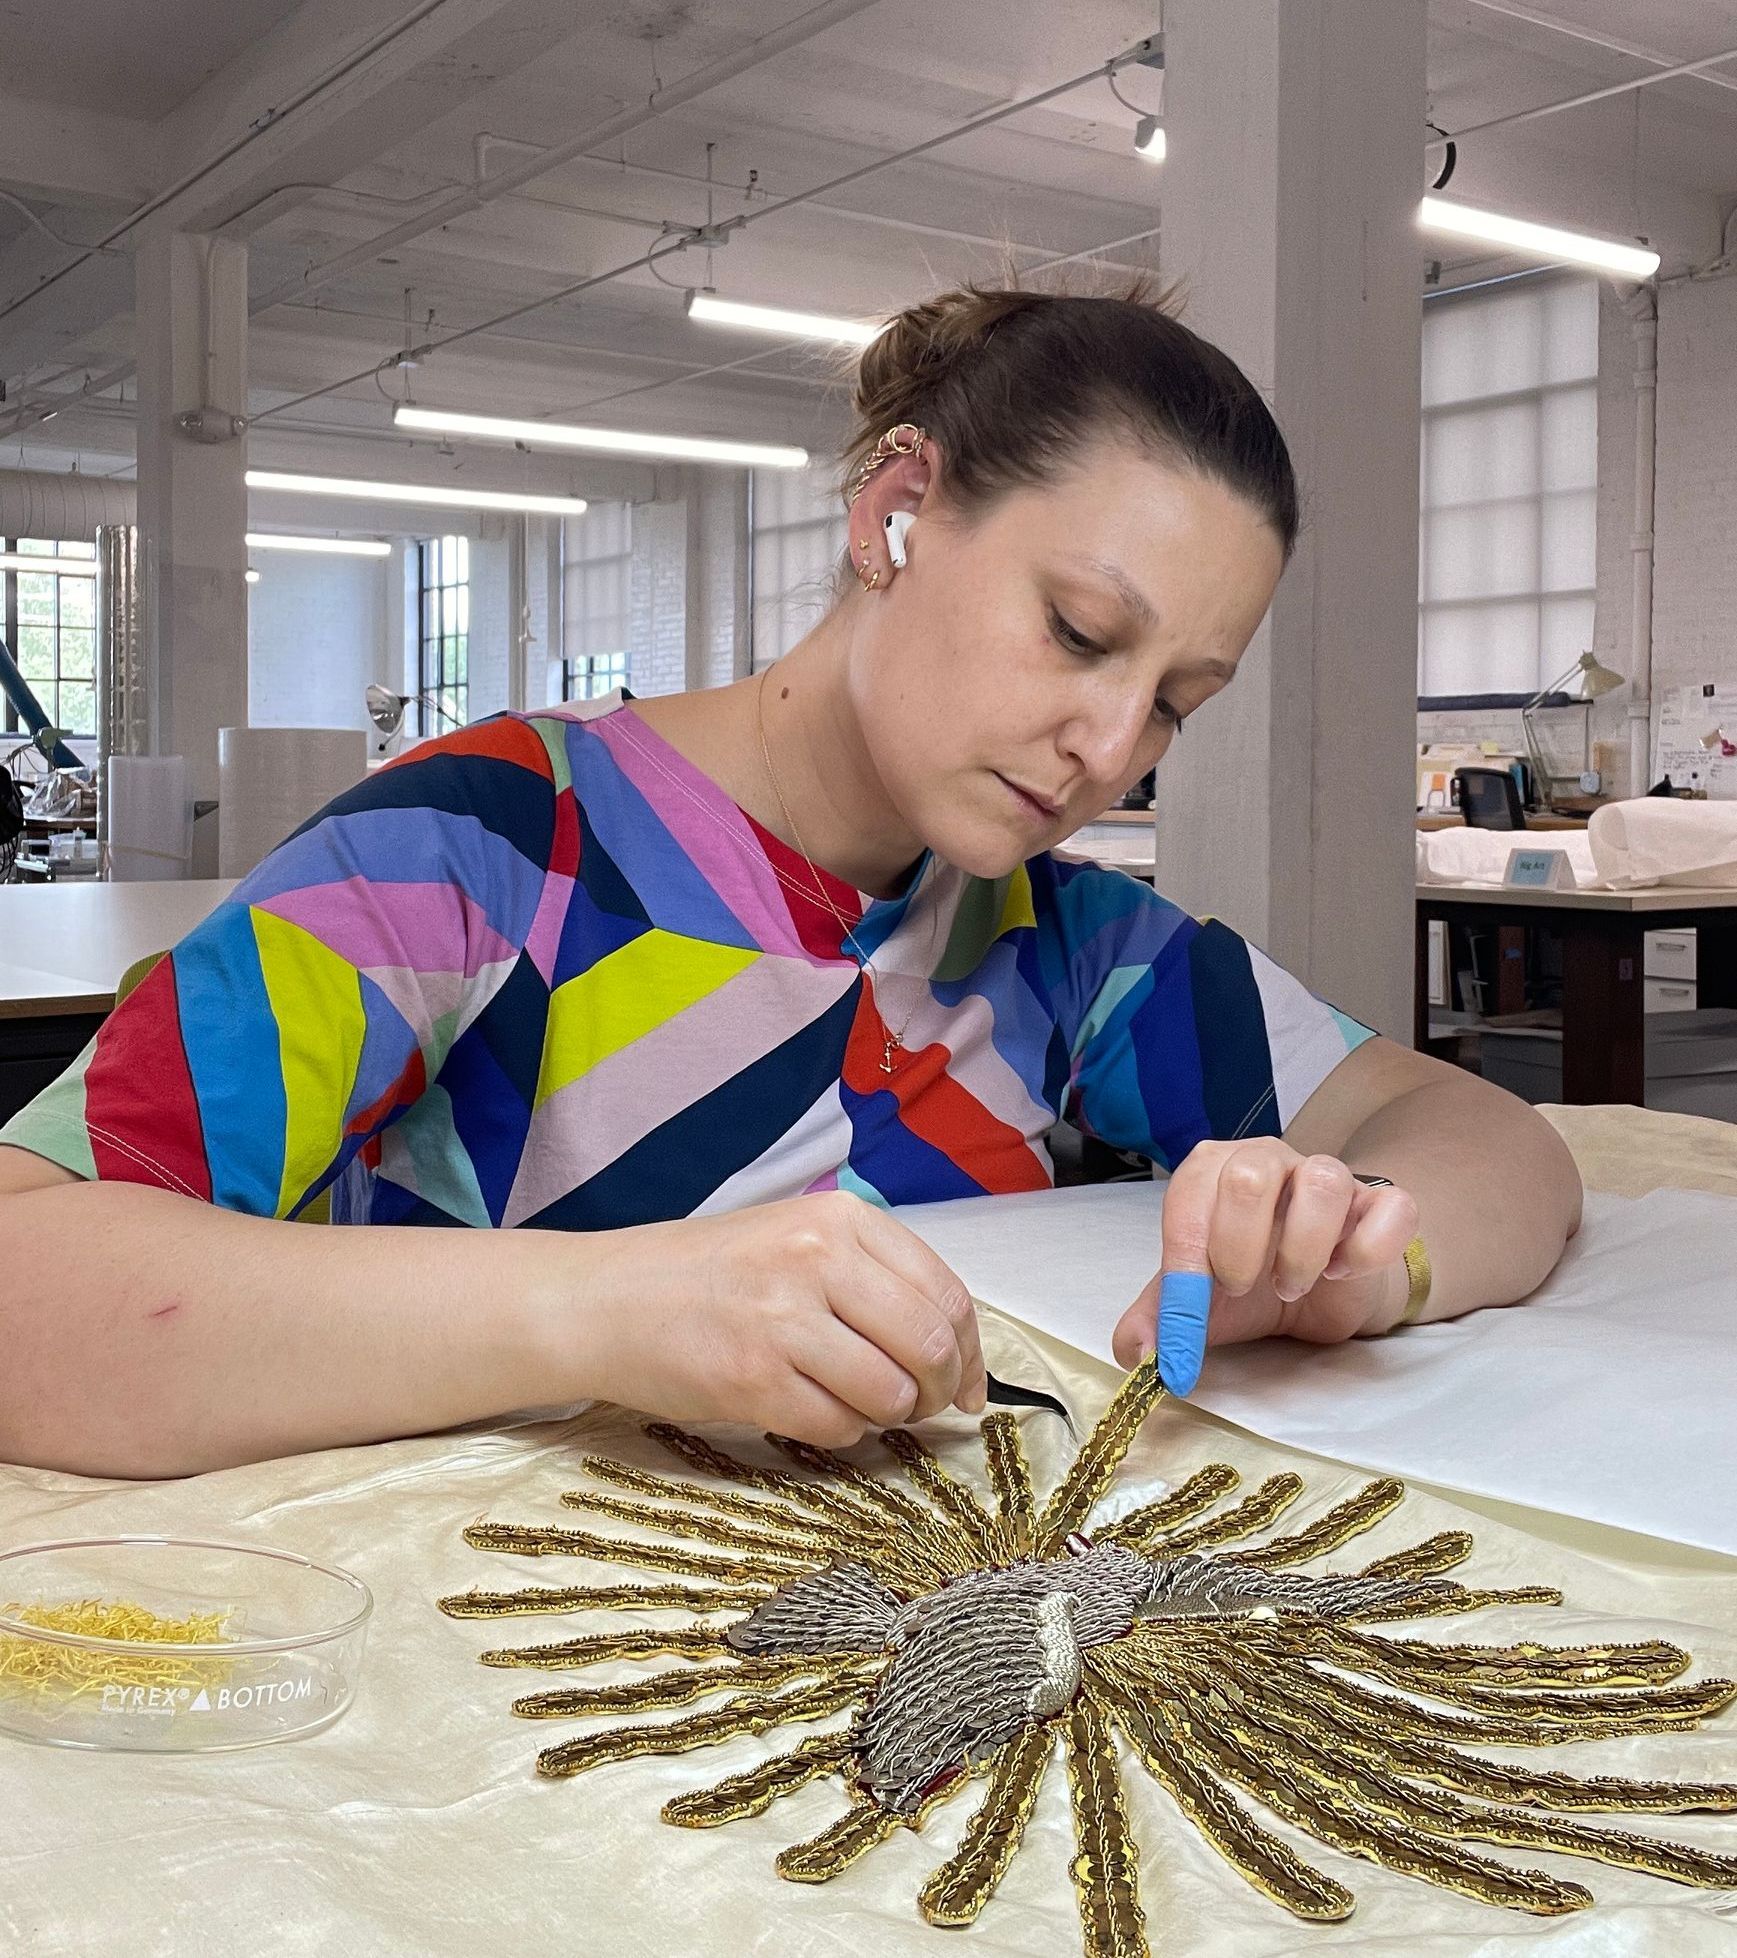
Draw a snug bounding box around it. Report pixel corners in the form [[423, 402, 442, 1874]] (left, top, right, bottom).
[[0, 1115, 1734, 1955]]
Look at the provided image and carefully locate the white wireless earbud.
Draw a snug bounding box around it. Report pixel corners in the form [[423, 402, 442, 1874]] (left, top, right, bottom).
[[883, 510, 915, 569]]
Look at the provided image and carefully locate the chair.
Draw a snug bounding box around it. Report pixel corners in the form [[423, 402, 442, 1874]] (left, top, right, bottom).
[[1455, 766, 1527, 831]]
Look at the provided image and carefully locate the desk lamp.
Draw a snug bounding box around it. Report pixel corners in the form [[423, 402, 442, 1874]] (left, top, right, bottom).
[[1521, 651, 1622, 810], [364, 683, 464, 753]]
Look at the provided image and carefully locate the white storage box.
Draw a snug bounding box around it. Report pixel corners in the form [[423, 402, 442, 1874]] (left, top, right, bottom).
[[1644, 929, 1698, 982], [1480, 1008, 1737, 1118]]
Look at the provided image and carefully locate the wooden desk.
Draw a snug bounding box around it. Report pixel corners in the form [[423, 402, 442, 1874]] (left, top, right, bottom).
[[0, 879, 235, 1124], [1415, 880, 1737, 1104], [1416, 812, 1589, 832]]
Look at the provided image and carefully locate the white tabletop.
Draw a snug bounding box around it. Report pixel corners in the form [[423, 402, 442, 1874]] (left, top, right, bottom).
[[1417, 878, 1737, 912], [0, 879, 235, 1013]]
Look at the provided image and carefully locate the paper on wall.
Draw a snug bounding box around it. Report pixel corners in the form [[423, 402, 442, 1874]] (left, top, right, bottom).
[[1653, 682, 1737, 798]]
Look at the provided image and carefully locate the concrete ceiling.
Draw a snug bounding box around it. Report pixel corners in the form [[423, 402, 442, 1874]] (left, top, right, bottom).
[[1, 0, 1734, 485]]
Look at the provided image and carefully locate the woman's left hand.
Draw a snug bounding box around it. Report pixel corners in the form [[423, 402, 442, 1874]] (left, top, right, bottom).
[[1110, 1137, 1420, 1371]]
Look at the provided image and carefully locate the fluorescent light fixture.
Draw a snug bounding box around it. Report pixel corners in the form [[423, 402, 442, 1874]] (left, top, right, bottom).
[[246, 532, 393, 557], [0, 551, 97, 576], [392, 403, 807, 469], [1134, 115, 1167, 162], [246, 468, 587, 516], [245, 569, 261, 584], [1418, 196, 1658, 279], [686, 291, 883, 347]]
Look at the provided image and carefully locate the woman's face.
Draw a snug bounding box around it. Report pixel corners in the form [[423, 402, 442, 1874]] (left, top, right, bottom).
[[848, 437, 1286, 879]]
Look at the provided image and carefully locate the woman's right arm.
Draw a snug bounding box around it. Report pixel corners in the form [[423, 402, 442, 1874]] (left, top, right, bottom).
[[0, 1148, 984, 1480]]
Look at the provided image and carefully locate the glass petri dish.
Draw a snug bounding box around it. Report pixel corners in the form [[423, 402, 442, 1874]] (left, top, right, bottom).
[[0, 1536, 371, 1753]]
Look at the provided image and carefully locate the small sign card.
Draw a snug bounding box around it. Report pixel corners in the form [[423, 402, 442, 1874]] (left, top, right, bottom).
[[1503, 845, 1577, 890]]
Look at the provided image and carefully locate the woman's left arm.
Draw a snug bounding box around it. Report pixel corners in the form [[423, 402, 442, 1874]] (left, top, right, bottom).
[[1286, 1035, 1582, 1334], [1111, 1036, 1583, 1366]]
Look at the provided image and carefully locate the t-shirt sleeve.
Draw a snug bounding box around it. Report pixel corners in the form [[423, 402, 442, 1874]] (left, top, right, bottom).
[[0, 718, 558, 1217], [1045, 858, 1375, 1171]]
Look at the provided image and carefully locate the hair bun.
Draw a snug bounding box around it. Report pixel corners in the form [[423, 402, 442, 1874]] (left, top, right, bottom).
[[853, 287, 1042, 423]]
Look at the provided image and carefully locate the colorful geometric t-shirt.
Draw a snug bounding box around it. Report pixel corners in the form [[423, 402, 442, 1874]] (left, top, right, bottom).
[[0, 703, 1374, 1226]]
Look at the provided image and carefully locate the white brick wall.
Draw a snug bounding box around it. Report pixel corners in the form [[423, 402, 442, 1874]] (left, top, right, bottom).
[[1652, 274, 1737, 716], [248, 551, 391, 730]]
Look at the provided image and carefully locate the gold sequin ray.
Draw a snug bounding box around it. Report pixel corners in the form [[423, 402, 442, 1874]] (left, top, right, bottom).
[[1088, 1661, 1353, 1921], [919, 1723, 1055, 1926], [1222, 1478, 1407, 1568], [1094, 1463, 1242, 1551], [764, 1433, 979, 1575], [1292, 1684, 1737, 1816], [1157, 1697, 1593, 1915], [879, 1428, 1001, 1561], [559, 1487, 842, 1561], [662, 1730, 859, 1828], [1194, 1640, 1737, 1817], [1357, 1531, 1475, 1580], [979, 1413, 1037, 1562], [642, 1422, 901, 1545], [479, 1625, 738, 1669], [512, 1652, 881, 1720], [1209, 1646, 1704, 1751], [1297, 1621, 1694, 1690], [1261, 1621, 1699, 1699], [579, 1457, 869, 1555], [1147, 1474, 1306, 1555], [1173, 1651, 1737, 1893], [1035, 1359, 1168, 1555], [1065, 1691, 1149, 1958], [1339, 1584, 1564, 1623], [534, 1672, 867, 1778], [437, 1579, 774, 1618], [775, 1794, 906, 1882], [461, 1520, 817, 1584]]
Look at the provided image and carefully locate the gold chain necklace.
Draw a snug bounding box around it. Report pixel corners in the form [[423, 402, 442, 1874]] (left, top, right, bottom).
[[754, 669, 930, 1076]]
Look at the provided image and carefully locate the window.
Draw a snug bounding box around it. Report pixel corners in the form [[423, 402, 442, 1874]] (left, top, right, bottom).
[[561, 503, 631, 701], [2, 537, 98, 736], [416, 534, 469, 731], [1418, 276, 1598, 699], [750, 463, 848, 669]]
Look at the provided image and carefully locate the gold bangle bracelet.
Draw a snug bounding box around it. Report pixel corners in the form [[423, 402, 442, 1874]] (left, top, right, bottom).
[[1391, 1236, 1433, 1329]]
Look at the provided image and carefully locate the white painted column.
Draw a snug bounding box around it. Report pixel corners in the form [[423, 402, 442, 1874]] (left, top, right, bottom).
[[1152, 0, 1425, 1040], [133, 227, 250, 876]]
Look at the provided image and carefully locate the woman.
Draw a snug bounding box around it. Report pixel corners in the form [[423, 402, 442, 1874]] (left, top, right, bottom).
[[0, 286, 1581, 1478]]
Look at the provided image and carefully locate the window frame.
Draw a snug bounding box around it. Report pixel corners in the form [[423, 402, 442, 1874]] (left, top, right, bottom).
[[1416, 275, 1599, 705], [1, 537, 98, 738], [416, 534, 469, 733]]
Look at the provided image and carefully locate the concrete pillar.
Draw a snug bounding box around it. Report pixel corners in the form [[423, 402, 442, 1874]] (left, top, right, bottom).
[[1152, 0, 1425, 1040], [134, 228, 250, 876]]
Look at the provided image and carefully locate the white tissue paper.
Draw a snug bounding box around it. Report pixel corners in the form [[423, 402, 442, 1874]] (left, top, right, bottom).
[[1415, 825, 1599, 887], [895, 1181, 1737, 1556]]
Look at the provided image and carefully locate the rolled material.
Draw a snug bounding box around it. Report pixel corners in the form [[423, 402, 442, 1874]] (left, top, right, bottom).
[[1590, 799, 1737, 890], [107, 755, 190, 883], [217, 727, 367, 879]]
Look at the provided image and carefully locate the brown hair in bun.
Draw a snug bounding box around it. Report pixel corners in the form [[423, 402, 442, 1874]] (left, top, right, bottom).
[[844, 280, 1298, 556]]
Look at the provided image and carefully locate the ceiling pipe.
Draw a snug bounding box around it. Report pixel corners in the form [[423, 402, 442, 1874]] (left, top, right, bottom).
[[247, 0, 884, 319], [1463, 2, 1737, 99], [1448, 39, 1737, 141], [0, 0, 883, 439], [247, 35, 1166, 427], [0, 0, 454, 328]]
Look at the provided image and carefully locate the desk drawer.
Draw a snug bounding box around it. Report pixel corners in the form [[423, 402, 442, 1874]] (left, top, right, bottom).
[[1645, 929, 1697, 982], [1645, 977, 1698, 1015]]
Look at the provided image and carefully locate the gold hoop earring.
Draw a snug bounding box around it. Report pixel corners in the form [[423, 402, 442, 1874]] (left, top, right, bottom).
[[855, 559, 880, 592]]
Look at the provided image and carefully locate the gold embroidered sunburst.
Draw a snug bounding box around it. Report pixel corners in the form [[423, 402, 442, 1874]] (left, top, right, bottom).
[[439, 1361, 1737, 1956]]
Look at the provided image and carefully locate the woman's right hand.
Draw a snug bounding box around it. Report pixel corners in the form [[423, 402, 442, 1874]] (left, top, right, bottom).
[[575, 1192, 987, 1448]]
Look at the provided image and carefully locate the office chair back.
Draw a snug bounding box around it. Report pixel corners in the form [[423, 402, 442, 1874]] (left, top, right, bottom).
[[1455, 766, 1526, 831]]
